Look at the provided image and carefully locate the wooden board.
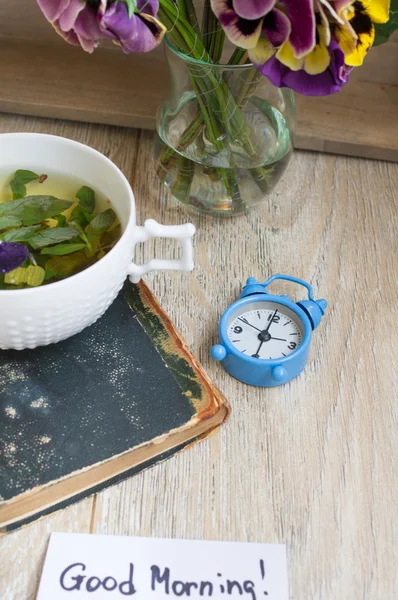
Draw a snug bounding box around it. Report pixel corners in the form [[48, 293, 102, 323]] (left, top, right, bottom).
[[0, 0, 397, 162], [0, 114, 397, 600]]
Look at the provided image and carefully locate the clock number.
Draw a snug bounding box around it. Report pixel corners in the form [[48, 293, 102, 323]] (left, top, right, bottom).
[[267, 313, 280, 323], [234, 326, 243, 334], [288, 342, 297, 350]]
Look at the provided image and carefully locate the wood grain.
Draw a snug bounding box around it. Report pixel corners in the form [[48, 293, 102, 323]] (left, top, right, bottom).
[[0, 114, 397, 599], [0, 28, 397, 161]]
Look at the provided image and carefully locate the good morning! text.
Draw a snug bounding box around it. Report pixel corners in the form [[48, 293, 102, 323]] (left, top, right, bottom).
[[60, 560, 269, 598]]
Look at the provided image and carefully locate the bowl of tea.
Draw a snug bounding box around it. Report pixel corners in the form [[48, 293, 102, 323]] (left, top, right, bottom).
[[0, 133, 195, 350]]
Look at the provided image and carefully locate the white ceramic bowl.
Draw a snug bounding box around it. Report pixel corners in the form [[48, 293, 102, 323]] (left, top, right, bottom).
[[0, 133, 195, 350]]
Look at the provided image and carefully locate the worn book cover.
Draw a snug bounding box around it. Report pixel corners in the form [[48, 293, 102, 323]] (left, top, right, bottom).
[[0, 281, 230, 533]]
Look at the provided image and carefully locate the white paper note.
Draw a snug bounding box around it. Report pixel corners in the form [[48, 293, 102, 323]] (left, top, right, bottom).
[[37, 533, 288, 600]]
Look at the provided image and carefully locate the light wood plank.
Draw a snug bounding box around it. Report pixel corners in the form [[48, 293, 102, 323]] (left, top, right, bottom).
[[0, 502, 94, 600], [0, 116, 397, 600]]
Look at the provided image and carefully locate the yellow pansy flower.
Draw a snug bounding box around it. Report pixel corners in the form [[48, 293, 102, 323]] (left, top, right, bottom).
[[336, 0, 390, 67]]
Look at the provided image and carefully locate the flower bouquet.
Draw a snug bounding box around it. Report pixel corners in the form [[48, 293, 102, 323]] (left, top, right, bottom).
[[37, 1, 396, 216]]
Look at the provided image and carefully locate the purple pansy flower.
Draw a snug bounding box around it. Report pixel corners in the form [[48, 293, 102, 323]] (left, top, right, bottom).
[[0, 243, 29, 274], [233, 0, 276, 20], [211, 0, 316, 56], [277, 0, 316, 58], [246, 0, 353, 94], [99, 1, 166, 54], [210, 0, 282, 49], [262, 8, 291, 48], [258, 37, 349, 96], [36, 0, 166, 54], [37, 0, 103, 52]]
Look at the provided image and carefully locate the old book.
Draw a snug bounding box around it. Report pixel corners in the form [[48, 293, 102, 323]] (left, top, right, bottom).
[[0, 281, 230, 533]]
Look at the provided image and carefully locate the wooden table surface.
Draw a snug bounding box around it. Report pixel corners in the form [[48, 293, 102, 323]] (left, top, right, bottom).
[[0, 113, 397, 600]]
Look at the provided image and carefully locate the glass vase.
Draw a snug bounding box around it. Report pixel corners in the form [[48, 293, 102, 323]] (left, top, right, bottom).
[[153, 38, 296, 217]]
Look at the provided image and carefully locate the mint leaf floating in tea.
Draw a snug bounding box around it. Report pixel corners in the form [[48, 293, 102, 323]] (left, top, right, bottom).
[[100, 224, 122, 250], [0, 216, 22, 231], [86, 208, 116, 242], [44, 269, 57, 281], [76, 186, 95, 213], [14, 170, 40, 185], [10, 179, 27, 200], [41, 242, 87, 256], [67, 219, 93, 254], [0, 242, 29, 273], [9, 170, 40, 200], [0, 225, 41, 243], [70, 186, 96, 230], [29, 226, 80, 249], [54, 214, 67, 227], [69, 186, 97, 232], [0, 195, 73, 225], [45, 252, 93, 278], [70, 205, 92, 228]]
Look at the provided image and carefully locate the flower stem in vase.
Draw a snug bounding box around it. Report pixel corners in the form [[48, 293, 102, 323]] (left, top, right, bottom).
[[156, 45, 250, 180], [158, 3, 259, 202], [154, 113, 204, 179], [202, 0, 225, 60], [157, 0, 288, 214], [170, 156, 195, 204], [175, 0, 200, 34]]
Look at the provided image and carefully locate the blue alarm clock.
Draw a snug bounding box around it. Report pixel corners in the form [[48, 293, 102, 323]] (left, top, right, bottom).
[[211, 274, 327, 387]]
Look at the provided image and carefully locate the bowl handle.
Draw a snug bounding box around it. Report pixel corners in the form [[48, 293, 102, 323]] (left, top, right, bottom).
[[127, 219, 196, 284]]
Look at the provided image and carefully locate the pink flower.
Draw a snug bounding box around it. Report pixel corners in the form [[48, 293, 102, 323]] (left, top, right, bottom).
[[99, 1, 167, 54], [37, 0, 103, 52], [36, 0, 166, 54]]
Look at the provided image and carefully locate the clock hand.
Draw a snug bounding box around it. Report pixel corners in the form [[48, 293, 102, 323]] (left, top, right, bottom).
[[256, 309, 279, 343], [251, 339, 263, 358], [238, 317, 262, 333], [263, 309, 278, 335], [270, 337, 287, 342]]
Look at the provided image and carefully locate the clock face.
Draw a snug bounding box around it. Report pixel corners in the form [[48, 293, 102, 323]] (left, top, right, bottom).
[[227, 301, 303, 360]]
